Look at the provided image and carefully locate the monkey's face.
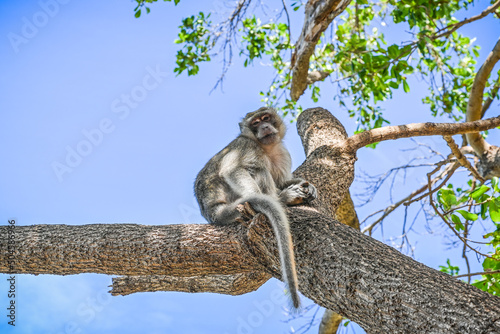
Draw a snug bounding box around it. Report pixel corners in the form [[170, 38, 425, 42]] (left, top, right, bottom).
[[240, 108, 286, 145], [249, 113, 280, 145]]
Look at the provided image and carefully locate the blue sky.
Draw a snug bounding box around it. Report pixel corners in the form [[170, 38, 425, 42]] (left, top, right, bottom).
[[0, 0, 498, 333]]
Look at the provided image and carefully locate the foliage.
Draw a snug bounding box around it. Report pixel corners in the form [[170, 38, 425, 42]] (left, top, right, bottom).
[[133, 0, 180, 18], [472, 257, 500, 295], [439, 258, 460, 275], [435, 177, 500, 294], [174, 12, 213, 76]]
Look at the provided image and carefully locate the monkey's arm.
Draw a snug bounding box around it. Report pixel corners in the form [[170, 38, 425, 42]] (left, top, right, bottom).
[[223, 169, 262, 197], [280, 178, 307, 189]]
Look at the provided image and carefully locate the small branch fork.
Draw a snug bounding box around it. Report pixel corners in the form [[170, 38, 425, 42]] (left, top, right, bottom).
[[211, 0, 252, 91], [361, 160, 459, 235], [443, 135, 484, 182]]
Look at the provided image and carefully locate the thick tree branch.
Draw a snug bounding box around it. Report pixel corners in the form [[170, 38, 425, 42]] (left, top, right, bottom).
[[294, 108, 355, 219], [111, 272, 271, 296], [0, 223, 264, 276], [466, 36, 500, 155], [4, 211, 499, 332], [290, 0, 352, 101], [345, 115, 500, 152], [481, 75, 500, 118]]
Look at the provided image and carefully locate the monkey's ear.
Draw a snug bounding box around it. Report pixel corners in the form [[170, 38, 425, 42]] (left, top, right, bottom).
[[239, 120, 255, 138]]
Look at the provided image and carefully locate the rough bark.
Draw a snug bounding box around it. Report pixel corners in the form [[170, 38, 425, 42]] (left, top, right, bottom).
[[319, 309, 343, 334], [111, 272, 271, 296], [318, 191, 360, 334], [290, 0, 352, 101], [3, 210, 500, 333], [0, 223, 265, 276]]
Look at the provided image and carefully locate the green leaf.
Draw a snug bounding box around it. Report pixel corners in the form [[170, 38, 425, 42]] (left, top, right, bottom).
[[492, 177, 499, 193], [403, 80, 410, 93], [483, 257, 500, 271], [439, 259, 460, 275], [388, 44, 400, 59], [438, 188, 457, 209], [456, 210, 478, 221], [481, 202, 488, 220], [471, 185, 490, 200], [135, 9, 141, 18], [489, 199, 500, 222], [389, 81, 399, 89], [451, 214, 464, 231]]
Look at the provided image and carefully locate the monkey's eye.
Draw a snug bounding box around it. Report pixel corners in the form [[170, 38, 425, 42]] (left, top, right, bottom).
[[262, 115, 270, 122], [251, 120, 260, 127]]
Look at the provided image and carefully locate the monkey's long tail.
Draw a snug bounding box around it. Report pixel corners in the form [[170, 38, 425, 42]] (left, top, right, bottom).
[[244, 195, 301, 309]]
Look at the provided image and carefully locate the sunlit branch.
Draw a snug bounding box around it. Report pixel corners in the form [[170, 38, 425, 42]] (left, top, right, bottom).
[[466, 37, 500, 154], [345, 115, 500, 152]]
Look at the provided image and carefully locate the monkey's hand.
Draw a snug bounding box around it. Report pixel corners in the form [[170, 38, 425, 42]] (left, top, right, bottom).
[[279, 180, 317, 206]]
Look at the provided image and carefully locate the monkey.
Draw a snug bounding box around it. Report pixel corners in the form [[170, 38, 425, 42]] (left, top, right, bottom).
[[194, 107, 317, 309]]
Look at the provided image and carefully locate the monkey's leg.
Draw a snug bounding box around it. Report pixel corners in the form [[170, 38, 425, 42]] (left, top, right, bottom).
[[210, 203, 243, 226], [279, 180, 317, 206]]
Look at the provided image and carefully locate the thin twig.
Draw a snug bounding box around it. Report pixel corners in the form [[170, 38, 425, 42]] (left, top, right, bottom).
[[405, 161, 459, 205], [433, 0, 500, 40], [443, 135, 484, 182], [454, 270, 500, 278], [427, 172, 490, 258], [361, 160, 456, 234]]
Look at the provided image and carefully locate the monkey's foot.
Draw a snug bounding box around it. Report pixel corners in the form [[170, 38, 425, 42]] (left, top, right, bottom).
[[280, 180, 318, 206], [235, 202, 257, 224]]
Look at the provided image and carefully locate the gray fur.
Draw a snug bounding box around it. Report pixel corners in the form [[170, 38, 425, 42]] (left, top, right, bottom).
[[194, 107, 317, 309]]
